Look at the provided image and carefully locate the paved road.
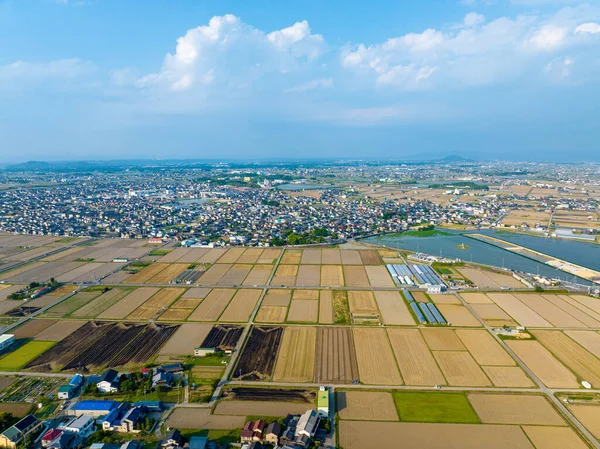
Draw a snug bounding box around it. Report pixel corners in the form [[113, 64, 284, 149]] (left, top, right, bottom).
[[0, 371, 72, 378]]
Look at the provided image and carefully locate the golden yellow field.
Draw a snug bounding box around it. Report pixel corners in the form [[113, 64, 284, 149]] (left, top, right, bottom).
[[387, 328, 446, 386], [123, 263, 168, 284], [482, 366, 535, 388], [421, 328, 465, 351], [436, 304, 480, 327], [468, 394, 564, 425], [320, 265, 344, 287], [353, 328, 402, 385], [255, 305, 287, 323], [455, 330, 515, 366], [187, 289, 236, 321], [273, 326, 317, 382], [293, 289, 319, 300], [262, 290, 291, 306], [342, 265, 370, 287], [147, 263, 188, 284], [127, 287, 185, 320], [287, 299, 318, 323], [337, 391, 398, 421], [280, 250, 302, 264], [319, 290, 333, 324], [348, 291, 378, 316], [433, 351, 492, 387], [271, 265, 298, 285], [568, 404, 600, 439], [219, 289, 262, 322], [364, 265, 394, 287], [522, 426, 588, 449]]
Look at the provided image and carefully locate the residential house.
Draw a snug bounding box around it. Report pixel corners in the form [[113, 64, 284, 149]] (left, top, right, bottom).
[[47, 432, 78, 449], [58, 384, 75, 400], [295, 410, 320, 439], [41, 429, 63, 447], [97, 369, 119, 393], [160, 363, 184, 374], [160, 429, 184, 448], [264, 422, 281, 445], [0, 415, 42, 449], [152, 369, 173, 390], [61, 414, 95, 437], [102, 403, 145, 433]]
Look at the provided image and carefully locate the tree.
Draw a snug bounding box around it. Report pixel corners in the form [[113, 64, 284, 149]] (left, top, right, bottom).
[[0, 413, 17, 433]]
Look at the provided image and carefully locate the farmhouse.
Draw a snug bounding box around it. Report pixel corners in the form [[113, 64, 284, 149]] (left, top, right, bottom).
[[41, 429, 63, 448], [0, 415, 42, 449], [295, 410, 320, 439], [160, 429, 184, 448], [264, 422, 281, 445], [97, 369, 119, 393], [241, 420, 265, 443], [102, 403, 145, 433]]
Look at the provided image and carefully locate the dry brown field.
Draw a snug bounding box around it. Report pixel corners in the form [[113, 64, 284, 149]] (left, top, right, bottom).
[[412, 291, 429, 303], [295, 265, 321, 287], [98, 287, 160, 319], [359, 250, 382, 265], [568, 404, 600, 439], [565, 330, 600, 358], [503, 209, 550, 227], [338, 421, 535, 449], [486, 293, 551, 327], [214, 400, 313, 417], [522, 426, 588, 449], [219, 289, 262, 322], [468, 394, 564, 425], [319, 290, 333, 324], [71, 287, 134, 318], [429, 294, 460, 304], [315, 326, 359, 383], [271, 265, 298, 286], [123, 263, 169, 284], [188, 289, 236, 321], [322, 249, 342, 265], [168, 296, 202, 310], [458, 268, 524, 289], [387, 328, 446, 386], [293, 289, 319, 300], [436, 304, 480, 327], [182, 287, 211, 299], [340, 250, 362, 265], [460, 292, 493, 304], [482, 366, 535, 387], [533, 330, 600, 386], [515, 293, 586, 328], [166, 408, 245, 430], [191, 366, 223, 379], [218, 248, 245, 264], [273, 326, 317, 382], [320, 265, 344, 287], [242, 265, 273, 286], [237, 248, 264, 264], [147, 263, 188, 284], [280, 250, 302, 265], [506, 340, 579, 388], [45, 284, 77, 296], [471, 303, 513, 321], [127, 288, 185, 320], [421, 328, 465, 351], [287, 299, 318, 323], [353, 328, 402, 385], [337, 391, 398, 421], [0, 403, 33, 418], [455, 330, 514, 366], [218, 264, 253, 286], [34, 320, 87, 341], [300, 249, 321, 264], [348, 291, 378, 316], [364, 265, 394, 287], [257, 248, 281, 264], [433, 351, 492, 387], [255, 306, 287, 323], [12, 319, 57, 339], [373, 291, 414, 325], [158, 323, 212, 356], [567, 294, 600, 316], [342, 265, 370, 287], [158, 308, 192, 321], [157, 247, 191, 263], [197, 248, 227, 264], [543, 295, 600, 327], [43, 291, 100, 317], [262, 290, 291, 306], [199, 263, 232, 285]]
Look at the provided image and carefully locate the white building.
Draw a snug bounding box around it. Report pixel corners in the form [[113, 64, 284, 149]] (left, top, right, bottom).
[[0, 334, 15, 352], [61, 415, 95, 437]]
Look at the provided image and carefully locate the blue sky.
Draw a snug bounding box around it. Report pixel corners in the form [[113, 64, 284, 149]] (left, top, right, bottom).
[[0, 0, 599, 162]]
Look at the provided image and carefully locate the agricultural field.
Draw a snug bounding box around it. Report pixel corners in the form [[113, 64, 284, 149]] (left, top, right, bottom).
[[457, 267, 525, 289], [97, 287, 159, 319], [461, 292, 600, 329], [34, 320, 87, 341], [11, 319, 57, 339], [234, 326, 283, 381], [188, 289, 236, 321], [219, 289, 262, 322], [214, 400, 312, 417], [166, 408, 245, 430], [43, 290, 101, 317], [0, 341, 55, 370], [200, 325, 243, 352], [353, 328, 402, 385], [287, 299, 318, 323], [158, 323, 213, 357], [25, 321, 179, 371], [315, 326, 359, 384], [374, 291, 414, 325], [337, 391, 399, 421], [70, 287, 134, 318], [271, 265, 298, 286], [122, 262, 169, 284], [127, 288, 185, 320], [273, 326, 317, 382]]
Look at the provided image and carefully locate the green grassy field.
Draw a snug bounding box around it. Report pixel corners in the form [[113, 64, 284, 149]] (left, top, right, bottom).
[[393, 392, 480, 424], [0, 341, 55, 370]]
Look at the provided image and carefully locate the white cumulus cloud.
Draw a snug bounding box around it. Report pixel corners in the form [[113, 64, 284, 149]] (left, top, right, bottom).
[[575, 22, 600, 33]]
